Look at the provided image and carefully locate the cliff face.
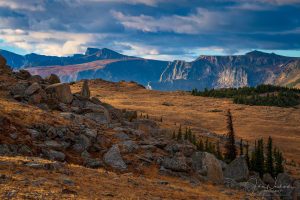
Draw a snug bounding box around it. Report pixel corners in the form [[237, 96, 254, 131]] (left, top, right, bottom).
[[1, 48, 300, 90]]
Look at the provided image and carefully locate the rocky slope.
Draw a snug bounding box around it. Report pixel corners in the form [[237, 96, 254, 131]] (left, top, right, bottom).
[[1, 55, 300, 199], [1, 48, 300, 90]]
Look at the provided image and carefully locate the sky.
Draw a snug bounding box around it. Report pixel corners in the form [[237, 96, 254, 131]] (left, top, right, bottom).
[[0, 0, 300, 61]]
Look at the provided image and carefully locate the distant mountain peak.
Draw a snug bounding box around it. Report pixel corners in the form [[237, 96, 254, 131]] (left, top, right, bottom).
[[245, 50, 277, 57], [85, 47, 100, 56], [84, 47, 129, 60]]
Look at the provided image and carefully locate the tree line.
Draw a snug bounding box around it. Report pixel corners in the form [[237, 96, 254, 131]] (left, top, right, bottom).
[[191, 84, 300, 107]]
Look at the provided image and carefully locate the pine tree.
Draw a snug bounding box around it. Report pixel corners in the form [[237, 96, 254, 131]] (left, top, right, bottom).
[[274, 148, 284, 176], [245, 141, 250, 168], [160, 116, 163, 122], [224, 109, 237, 162], [192, 134, 196, 145], [240, 139, 244, 156], [216, 141, 223, 160], [256, 139, 265, 177], [172, 130, 176, 139], [188, 128, 192, 142], [205, 138, 209, 152], [197, 139, 204, 151], [184, 127, 188, 140], [177, 125, 182, 141], [146, 114, 149, 119], [265, 137, 274, 177]]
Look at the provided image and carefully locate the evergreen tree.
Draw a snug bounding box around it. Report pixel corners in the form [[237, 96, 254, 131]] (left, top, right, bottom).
[[274, 148, 284, 176], [188, 127, 192, 142], [216, 141, 223, 160], [256, 139, 265, 177], [197, 139, 204, 151], [240, 138, 244, 156], [205, 138, 209, 152], [177, 125, 182, 141], [192, 134, 196, 145], [245, 141, 250, 168], [224, 109, 237, 162], [172, 130, 176, 139], [265, 137, 274, 177], [184, 127, 188, 140]]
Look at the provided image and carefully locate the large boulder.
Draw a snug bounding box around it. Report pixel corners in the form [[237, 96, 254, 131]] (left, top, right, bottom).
[[104, 145, 127, 170], [162, 155, 188, 172], [191, 151, 224, 184], [263, 173, 275, 187], [276, 173, 294, 199], [45, 83, 73, 104], [45, 74, 60, 84], [80, 80, 90, 98], [293, 180, 300, 200], [25, 83, 41, 96], [224, 156, 249, 182]]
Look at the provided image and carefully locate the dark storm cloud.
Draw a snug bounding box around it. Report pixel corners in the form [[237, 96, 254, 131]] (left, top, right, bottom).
[[0, 0, 299, 58]]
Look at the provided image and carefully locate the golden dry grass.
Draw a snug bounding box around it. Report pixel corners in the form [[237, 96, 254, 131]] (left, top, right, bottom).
[[72, 80, 300, 167], [0, 156, 254, 199]]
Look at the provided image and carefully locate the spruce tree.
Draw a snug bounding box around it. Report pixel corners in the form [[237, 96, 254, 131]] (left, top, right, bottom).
[[197, 139, 204, 151], [240, 139, 244, 156], [265, 137, 274, 177], [216, 141, 223, 160], [224, 109, 237, 162], [256, 139, 265, 177], [172, 130, 176, 139], [184, 127, 188, 140], [192, 134, 196, 145], [177, 125, 182, 141], [205, 138, 209, 152], [274, 148, 284, 176], [245, 141, 250, 168]]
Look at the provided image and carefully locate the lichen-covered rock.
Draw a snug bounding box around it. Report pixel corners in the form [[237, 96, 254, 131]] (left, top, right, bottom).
[[162, 155, 188, 172], [224, 156, 249, 182], [45, 83, 73, 104], [104, 145, 127, 170], [191, 151, 224, 184]]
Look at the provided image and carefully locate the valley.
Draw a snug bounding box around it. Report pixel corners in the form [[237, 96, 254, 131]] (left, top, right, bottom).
[[71, 79, 300, 166]]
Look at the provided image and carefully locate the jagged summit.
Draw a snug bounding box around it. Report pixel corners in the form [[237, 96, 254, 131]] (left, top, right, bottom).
[[84, 47, 130, 60], [245, 50, 278, 57]]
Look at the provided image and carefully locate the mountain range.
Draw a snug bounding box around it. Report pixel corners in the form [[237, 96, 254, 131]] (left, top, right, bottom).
[[1, 48, 300, 90]]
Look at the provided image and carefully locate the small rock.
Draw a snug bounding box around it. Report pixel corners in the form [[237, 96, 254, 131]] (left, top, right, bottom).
[[44, 149, 65, 161], [115, 132, 130, 140], [104, 145, 127, 170], [84, 158, 103, 168], [162, 155, 188, 172]]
